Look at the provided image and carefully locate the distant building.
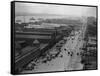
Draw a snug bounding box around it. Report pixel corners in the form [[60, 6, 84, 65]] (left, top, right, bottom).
[[24, 24, 41, 28], [16, 20, 22, 24], [41, 23, 60, 27]]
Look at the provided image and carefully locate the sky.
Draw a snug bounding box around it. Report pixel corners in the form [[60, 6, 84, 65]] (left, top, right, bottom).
[[15, 2, 97, 17]]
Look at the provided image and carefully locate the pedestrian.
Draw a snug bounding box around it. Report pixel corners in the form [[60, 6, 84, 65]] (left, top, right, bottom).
[[64, 48, 66, 51], [71, 52, 73, 56], [68, 52, 70, 55]]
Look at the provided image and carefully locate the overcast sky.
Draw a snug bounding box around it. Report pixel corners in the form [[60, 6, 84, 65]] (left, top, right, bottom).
[[15, 2, 96, 17]]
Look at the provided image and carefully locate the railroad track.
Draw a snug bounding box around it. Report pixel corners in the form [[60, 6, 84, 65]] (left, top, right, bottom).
[[14, 35, 63, 73]]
